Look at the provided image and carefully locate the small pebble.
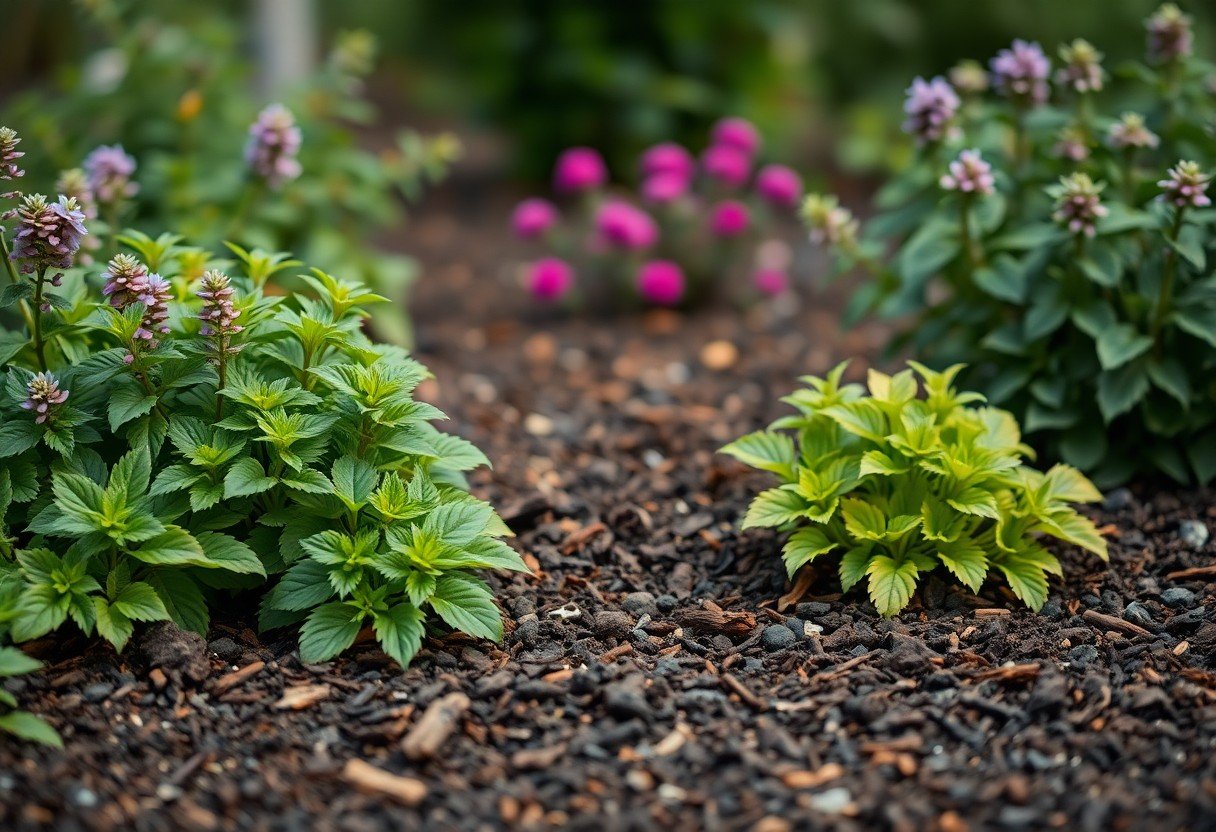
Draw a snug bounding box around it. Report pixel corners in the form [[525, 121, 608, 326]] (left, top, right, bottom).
[[761, 625, 797, 652], [1161, 587, 1196, 609], [593, 610, 634, 639], [1123, 601, 1154, 628], [1178, 520, 1210, 550], [809, 787, 852, 814], [621, 592, 659, 617], [1101, 488, 1134, 511], [1067, 644, 1100, 668]]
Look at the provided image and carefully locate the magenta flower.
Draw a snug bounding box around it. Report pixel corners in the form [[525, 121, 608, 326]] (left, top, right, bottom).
[[9, 194, 89, 275], [1146, 4, 1192, 64], [596, 200, 657, 250], [636, 260, 685, 306], [511, 198, 558, 239], [990, 39, 1051, 107], [528, 257, 574, 301], [710, 118, 761, 157], [245, 104, 302, 189], [640, 143, 695, 180], [902, 77, 960, 145], [753, 268, 789, 297], [553, 147, 607, 194], [1049, 173, 1109, 238], [710, 200, 750, 238], [702, 144, 751, 188], [641, 173, 689, 205], [755, 164, 802, 209], [1158, 161, 1212, 209], [21, 372, 69, 425], [940, 149, 996, 196], [83, 144, 138, 206]]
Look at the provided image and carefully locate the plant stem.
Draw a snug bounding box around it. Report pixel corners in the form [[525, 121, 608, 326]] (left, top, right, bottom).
[[1151, 208, 1186, 342], [215, 341, 228, 421], [30, 266, 48, 372], [0, 231, 37, 336], [958, 196, 982, 269]]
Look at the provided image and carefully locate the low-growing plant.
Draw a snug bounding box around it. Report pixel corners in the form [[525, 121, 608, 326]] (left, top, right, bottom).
[[722, 362, 1108, 616], [0, 647, 60, 748], [806, 4, 1216, 486], [511, 118, 804, 310], [0, 128, 524, 669]]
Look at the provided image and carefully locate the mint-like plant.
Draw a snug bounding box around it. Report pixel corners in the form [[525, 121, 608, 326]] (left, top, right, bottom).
[[0, 648, 60, 748], [0, 128, 524, 668], [806, 4, 1216, 486], [722, 363, 1108, 616]]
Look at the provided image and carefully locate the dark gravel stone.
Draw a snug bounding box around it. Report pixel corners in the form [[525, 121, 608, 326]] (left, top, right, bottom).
[[621, 592, 658, 617], [1102, 488, 1134, 511], [1166, 607, 1206, 632], [796, 602, 831, 618], [1161, 587, 1196, 608], [82, 683, 113, 703], [761, 625, 797, 652], [655, 594, 678, 613], [208, 637, 242, 662], [1178, 520, 1210, 550], [1068, 644, 1100, 667], [603, 678, 653, 722], [1123, 601, 1155, 628], [593, 610, 634, 639]]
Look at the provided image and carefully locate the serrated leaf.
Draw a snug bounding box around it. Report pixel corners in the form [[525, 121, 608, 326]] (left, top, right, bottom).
[[742, 487, 808, 529], [130, 526, 205, 566], [428, 573, 502, 641], [331, 455, 377, 510], [782, 527, 837, 577], [720, 431, 797, 479], [224, 457, 278, 498], [107, 384, 158, 432], [266, 559, 334, 611], [839, 546, 872, 593], [866, 555, 920, 617], [373, 603, 426, 668], [93, 597, 134, 652], [196, 532, 267, 576], [0, 712, 62, 748], [935, 540, 988, 592], [146, 571, 209, 635], [298, 602, 364, 664], [405, 570, 437, 606], [111, 581, 169, 622]]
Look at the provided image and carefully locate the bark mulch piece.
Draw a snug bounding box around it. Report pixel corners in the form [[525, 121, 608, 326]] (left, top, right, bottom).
[[1, 195, 1213, 831]]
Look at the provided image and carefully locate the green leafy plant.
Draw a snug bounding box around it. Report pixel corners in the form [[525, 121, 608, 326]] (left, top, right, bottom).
[[0, 647, 60, 748], [722, 363, 1109, 616], [806, 5, 1216, 486], [1, 130, 522, 669]]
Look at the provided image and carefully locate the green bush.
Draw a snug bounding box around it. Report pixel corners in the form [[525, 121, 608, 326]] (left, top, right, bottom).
[[809, 5, 1216, 486], [722, 363, 1108, 616]]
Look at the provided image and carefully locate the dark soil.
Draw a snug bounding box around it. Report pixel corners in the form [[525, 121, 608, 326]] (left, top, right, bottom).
[[1, 190, 1214, 832]]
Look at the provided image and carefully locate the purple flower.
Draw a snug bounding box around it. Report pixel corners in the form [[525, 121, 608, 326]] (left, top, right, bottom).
[[641, 173, 689, 204], [753, 268, 789, 297], [1056, 39, 1105, 94], [101, 253, 171, 344], [990, 40, 1051, 107], [949, 61, 989, 96], [197, 269, 244, 362], [55, 168, 99, 264], [940, 149, 996, 196], [0, 127, 25, 203], [701, 144, 751, 188], [1146, 3, 1192, 64], [553, 147, 607, 194], [902, 77, 960, 145], [245, 104, 302, 189], [801, 194, 858, 248], [755, 164, 802, 209], [1108, 113, 1160, 151], [84, 144, 138, 206], [9, 194, 89, 275], [711, 118, 761, 157], [636, 260, 685, 306], [511, 198, 558, 239], [640, 143, 695, 180], [709, 200, 750, 238], [1158, 160, 1212, 209], [1052, 126, 1091, 162], [528, 257, 574, 301], [1049, 173, 1109, 238], [21, 372, 69, 425], [596, 200, 657, 250]]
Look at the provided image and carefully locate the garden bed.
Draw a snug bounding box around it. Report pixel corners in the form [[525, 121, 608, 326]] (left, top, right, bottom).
[[0, 194, 1213, 831]]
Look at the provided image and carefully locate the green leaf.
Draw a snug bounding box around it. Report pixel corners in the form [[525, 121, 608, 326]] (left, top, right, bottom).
[[426, 432, 491, 472], [841, 498, 887, 540], [149, 464, 202, 496], [0, 420, 41, 458], [146, 571, 209, 635], [331, 455, 378, 510], [428, 574, 502, 641], [1095, 324, 1153, 370], [432, 536, 530, 573], [997, 557, 1049, 612], [946, 487, 999, 520], [196, 532, 267, 576], [11, 584, 68, 642], [935, 540, 988, 593], [424, 500, 494, 547], [866, 555, 920, 617], [298, 602, 364, 664], [1096, 364, 1150, 422], [1146, 358, 1191, 406], [859, 450, 909, 477], [0, 712, 62, 748], [0, 646, 42, 677], [719, 431, 797, 479], [741, 487, 808, 529], [782, 527, 837, 577], [108, 384, 158, 432], [373, 603, 426, 668], [839, 546, 872, 593], [93, 597, 134, 652], [280, 469, 332, 494], [130, 526, 205, 566], [111, 581, 170, 622], [405, 570, 438, 606], [266, 559, 334, 611], [224, 457, 278, 499]]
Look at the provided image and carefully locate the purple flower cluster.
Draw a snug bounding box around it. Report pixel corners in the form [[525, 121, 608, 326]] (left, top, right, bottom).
[[1108, 113, 1160, 151], [9, 194, 89, 275], [596, 200, 658, 250], [1056, 39, 1105, 94], [21, 372, 69, 425], [940, 149, 996, 196], [553, 147, 607, 193], [197, 269, 244, 362], [990, 40, 1051, 107], [101, 253, 172, 346], [902, 77, 960, 145], [55, 168, 100, 264], [0, 126, 24, 205], [1050, 173, 1109, 238], [1052, 126, 1091, 162], [245, 104, 302, 189], [636, 260, 685, 307], [710, 200, 750, 238], [83, 144, 138, 206], [1146, 3, 1192, 64], [511, 198, 558, 239], [527, 257, 574, 302], [1158, 161, 1212, 209]]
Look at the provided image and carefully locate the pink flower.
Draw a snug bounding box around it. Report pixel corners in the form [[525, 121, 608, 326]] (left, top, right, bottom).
[[641, 173, 689, 204], [711, 117, 761, 157], [702, 144, 751, 188], [596, 200, 658, 250], [940, 149, 996, 196], [710, 200, 750, 238], [511, 198, 558, 239], [755, 165, 802, 208], [753, 268, 789, 297], [640, 143, 695, 179], [528, 257, 574, 301], [553, 147, 607, 193], [636, 260, 685, 306]]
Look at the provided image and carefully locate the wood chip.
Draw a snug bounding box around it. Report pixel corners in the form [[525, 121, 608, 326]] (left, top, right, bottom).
[[561, 522, 608, 554], [1081, 609, 1151, 639], [721, 673, 767, 711], [974, 608, 1011, 617], [699, 340, 738, 370], [1165, 565, 1216, 580], [212, 661, 265, 696], [777, 569, 815, 612], [341, 759, 427, 807], [274, 683, 331, 710], [511, 744, 567, 770], [780, 763, 845, 789], [675, 605, 756, 637], [402, 692, 470, 761]]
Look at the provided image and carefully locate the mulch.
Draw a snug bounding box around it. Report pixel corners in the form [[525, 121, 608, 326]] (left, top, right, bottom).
[[1, 190, 1213, 832]]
